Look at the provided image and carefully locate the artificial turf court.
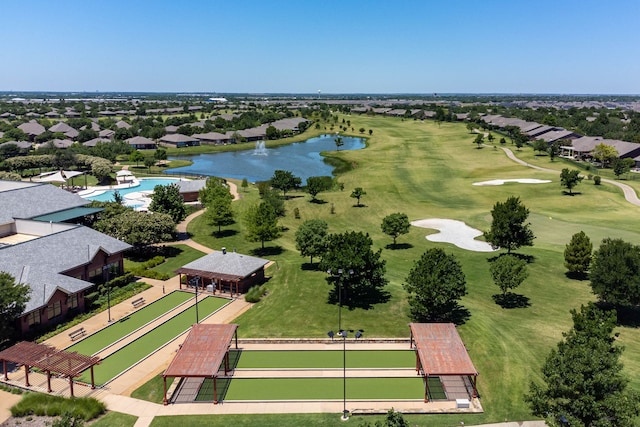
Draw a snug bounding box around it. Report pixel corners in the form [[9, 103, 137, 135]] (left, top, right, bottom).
[[230, 350, 415, 369], [67, 291, 194, 355], [80, 296, 229, 385], [194, 377, 444, 401]]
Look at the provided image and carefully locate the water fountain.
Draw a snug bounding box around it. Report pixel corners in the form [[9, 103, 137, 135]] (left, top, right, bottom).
[[254, 141, 267, 156]]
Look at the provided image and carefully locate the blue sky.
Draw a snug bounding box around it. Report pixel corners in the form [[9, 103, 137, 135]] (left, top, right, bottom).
[[1, 0, 639, 94]]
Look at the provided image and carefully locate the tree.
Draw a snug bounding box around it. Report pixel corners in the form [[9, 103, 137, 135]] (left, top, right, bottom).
[[490, 254, 528, 297], [560, 168, 583, 195], [564, 231, 593, 277], [295, 219, 328, 265], [532, 139, 548, 154], [466, 123, 475, 133], [244, 202, 280, 249], [473, 133, 484, 148], [94, 210, 175, 246], [199, 177, 232, 206], [319, 231, 388, 308], [368, 129, 373, 136], [129, 150, 145, 167], [380, 212, 410, 246], [306, 176, 332, 201], [403, 248, 467, 322], [270, 169, 301, 198], [205, 192, 235, 233], [548, 141, 560, 161], [525, 303, 640, 426], [149, 183, 187, 223], [499, 137, 506, 145], [484, 196, 535, 253], [592, 143, 618, 167], [487, 133, 494, 143], [241, 178, 249, 192], [612, 157, 635, 178], [0, 272, 30, 344], [359, 127, 365, 133], [144, 157, 155, 170], [350, 187, 366, 206], [262, 188, 285, 216], [154, 148, 167, 161], [589, 238, 640, 307], [334, 135, 344, 151]]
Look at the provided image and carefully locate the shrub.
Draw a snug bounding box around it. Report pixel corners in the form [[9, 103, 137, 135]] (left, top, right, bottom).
[[293, 207, 300, 219], [594, 175, 601, 185], [11, 394, 105, 421], [244, 285, 267, 303]]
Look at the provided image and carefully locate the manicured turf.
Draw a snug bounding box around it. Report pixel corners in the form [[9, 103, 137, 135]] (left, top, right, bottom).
[[196, 377, 425, 401], [232, 350, 414, 369], [80, 296, 229, 385], [67, 291, 194, 356]]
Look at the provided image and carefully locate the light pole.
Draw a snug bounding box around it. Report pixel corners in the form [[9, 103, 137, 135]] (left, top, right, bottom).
[[339, 329, 348, 421], [189, 276, 200, 323], [327, 268, 353, 332], [103, 265, 111, 323]]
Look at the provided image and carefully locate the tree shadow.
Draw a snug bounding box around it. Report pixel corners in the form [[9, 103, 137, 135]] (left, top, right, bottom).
[[352, 204, 367, 208], [327, 286, 391, 310], [564, 271, 589, 281], [595, 302, 640, 328], [385, 243, 413, 250], [310, 199, 328, 205], [127, 245, 182, 262], [212, 229, 238, 238], [250, 246, 284, 257], [301, 262, 320, 271], [562, 191, 582, 196], [493, 292, 531, 309], [449, 306, 471, 325], [487, 253, 536, 264]]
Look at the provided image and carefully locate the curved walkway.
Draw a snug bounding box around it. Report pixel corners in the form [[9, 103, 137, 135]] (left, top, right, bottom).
[[497, 145, 640, 206]]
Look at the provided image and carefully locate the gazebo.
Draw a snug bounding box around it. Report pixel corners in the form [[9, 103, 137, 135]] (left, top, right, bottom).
[[162, 324, 239, 405], [409, 323, 479, 402], [0, 341, 100, 397]]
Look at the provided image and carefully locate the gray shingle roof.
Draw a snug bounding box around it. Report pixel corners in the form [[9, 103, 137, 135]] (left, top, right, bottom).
[[0, 181, 89, 224], [177, 179, 207, 194], [181, 250, 269, 278]]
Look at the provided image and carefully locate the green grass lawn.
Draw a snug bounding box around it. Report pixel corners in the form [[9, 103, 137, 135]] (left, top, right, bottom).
[[79, 296, 229, 385], [90, 411, 138, 427], [196, 377, 426, 401], [67, 291, 194, 355], [151, 245, 206, 275], [180, 115, 640, 423], [232, 350, 415, 369]]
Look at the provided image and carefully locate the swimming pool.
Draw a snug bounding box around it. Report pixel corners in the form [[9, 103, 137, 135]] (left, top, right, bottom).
[[82, 178, 183, 203]]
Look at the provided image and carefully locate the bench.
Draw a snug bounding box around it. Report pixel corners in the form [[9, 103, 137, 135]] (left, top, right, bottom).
[[69, 327, 85, 341], [132, 297, 146, 308]]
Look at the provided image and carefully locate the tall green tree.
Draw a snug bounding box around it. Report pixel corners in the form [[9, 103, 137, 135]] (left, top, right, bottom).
[[94, 210, 175, 246], [532, 139, 548, 154], [592, 143, 618, 167], [128, 150, 145, 167], [270, 169, 301, 198], [205, 193, 235, 233], [590, 238, 640, 307], [306, 176, 333, 201], [612, 157, 635, 178], [319, 231, 388, 308], [560, 168, 583, 195], [295, 219, 328, 265], [564, 231, 593, 277], [525, 303, 640, 426], [548, 141, 561, 161], [403, 248, 467, 322], [199, 177, 232, 206], [380, 212, 410, 246], [484, 196, 535, 253], [149, 183, 187, 223], [490, 254, 528, 297], [0, 272, 30, 345], [350, 187, 366, 207], [334, 135, 344, 151], [244, 202, 280, 249], [473, 133, 484, 148]]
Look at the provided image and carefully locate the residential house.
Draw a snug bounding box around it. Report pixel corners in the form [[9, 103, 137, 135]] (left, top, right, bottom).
[[125, 136, 156, 150], [192, 132, 229, 145], [159, 133, 200, 147], [49, 122, 79, 140], [18, 120, 46, 140]]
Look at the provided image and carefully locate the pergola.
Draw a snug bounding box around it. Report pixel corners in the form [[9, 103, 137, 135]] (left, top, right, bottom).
[[409, 323, 479, 402], [0, 341, 100, 396], [163, 323, 239, 405], [177, 268, 244, 297]]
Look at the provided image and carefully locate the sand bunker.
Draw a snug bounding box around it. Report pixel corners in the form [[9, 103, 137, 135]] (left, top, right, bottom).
[[473, 178, 551, 186], [411, 219, 496, 252]]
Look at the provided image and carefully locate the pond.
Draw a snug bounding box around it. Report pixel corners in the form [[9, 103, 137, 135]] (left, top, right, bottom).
[[165, 134, 365, 182]]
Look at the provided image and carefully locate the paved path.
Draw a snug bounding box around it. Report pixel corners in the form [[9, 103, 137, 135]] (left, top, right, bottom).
[[498, 146, 640, 206]]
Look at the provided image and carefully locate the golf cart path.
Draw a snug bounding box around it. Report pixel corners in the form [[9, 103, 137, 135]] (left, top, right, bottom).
[[498, 145, 640, 206]]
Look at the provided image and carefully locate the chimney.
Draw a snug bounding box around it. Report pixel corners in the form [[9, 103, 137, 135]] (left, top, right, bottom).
[[222, 247, 226, 254]]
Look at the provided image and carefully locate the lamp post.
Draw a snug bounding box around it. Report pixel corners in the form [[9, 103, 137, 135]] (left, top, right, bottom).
[[189, 276, 200, 323], [339, 329, 349, 421], [327, 268, 353, 332], [102, 265, 111, 323]]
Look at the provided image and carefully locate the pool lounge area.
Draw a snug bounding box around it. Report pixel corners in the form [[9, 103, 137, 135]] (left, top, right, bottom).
[[79, 177, 188, 210]]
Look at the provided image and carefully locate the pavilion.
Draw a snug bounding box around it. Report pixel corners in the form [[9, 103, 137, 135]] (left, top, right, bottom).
[[409, 323, 479, 403], [0, 341, 100, 397], [162, 324, 239, 405]]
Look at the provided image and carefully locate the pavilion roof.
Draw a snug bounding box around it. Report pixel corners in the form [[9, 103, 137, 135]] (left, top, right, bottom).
[[409, 323, 478, 376], [0, 341, 100, 378], [163, 324, 238, 378]]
